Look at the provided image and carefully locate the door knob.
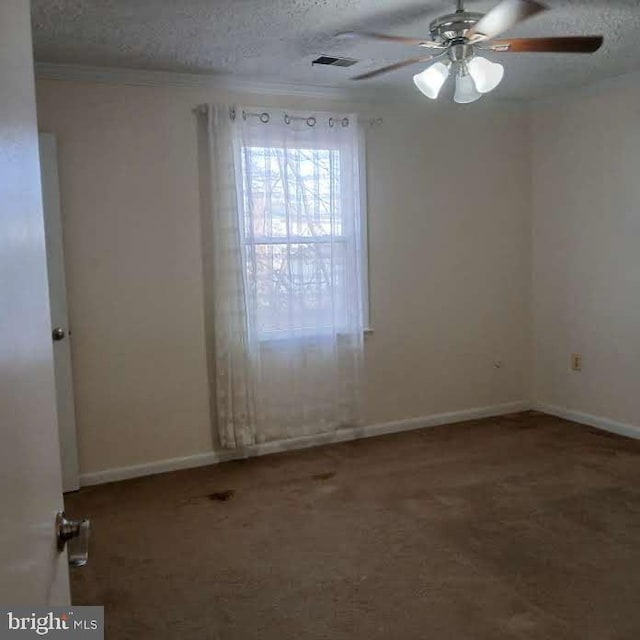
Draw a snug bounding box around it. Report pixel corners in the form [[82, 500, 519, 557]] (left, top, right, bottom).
[[56, 511, 90, 566], [52, 327, 65, 341]]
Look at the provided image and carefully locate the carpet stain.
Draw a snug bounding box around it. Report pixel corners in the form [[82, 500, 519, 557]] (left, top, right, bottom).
[[208, 490, 235, 502], [312, 471, 335, 481]]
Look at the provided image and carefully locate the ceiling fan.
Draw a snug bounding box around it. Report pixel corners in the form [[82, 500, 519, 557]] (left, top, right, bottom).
[[341, 0, 603, 103]]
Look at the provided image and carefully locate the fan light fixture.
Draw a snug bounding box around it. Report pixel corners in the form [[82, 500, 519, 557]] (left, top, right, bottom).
[[412, 61, 450, 99], [413, 56, 504, 102], [454, 65, 483, 103], [467, 56, 504, 93], [346, 0, 604, 106]]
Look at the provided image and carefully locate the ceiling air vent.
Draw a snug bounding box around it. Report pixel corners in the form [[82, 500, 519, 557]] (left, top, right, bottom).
[[312, 55, 358, 68]]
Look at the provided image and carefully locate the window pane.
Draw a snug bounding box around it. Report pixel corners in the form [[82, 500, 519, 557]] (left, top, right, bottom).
[[242, 146, 342, 239], [241, 143, 357, 338], [249, 241, 349, 335]]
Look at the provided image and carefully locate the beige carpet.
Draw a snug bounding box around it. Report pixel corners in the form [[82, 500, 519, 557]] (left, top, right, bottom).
[[66, 411, 640, 639]]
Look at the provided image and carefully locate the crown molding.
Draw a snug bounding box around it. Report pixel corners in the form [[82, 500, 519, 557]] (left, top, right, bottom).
[[532, 69, 640, 110], [34, 62, 531, 111], [35, 62, 543, 117], [34, 61, 420, 104]]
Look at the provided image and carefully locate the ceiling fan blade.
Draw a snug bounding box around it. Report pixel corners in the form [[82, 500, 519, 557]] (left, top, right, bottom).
[[467, 0, 547, 42], [352, 55, 434, 80], [488, 36, 604, 53], [337, 31, 443, 48]]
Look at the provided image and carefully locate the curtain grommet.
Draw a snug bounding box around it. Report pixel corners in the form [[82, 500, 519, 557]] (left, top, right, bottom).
[[307, 116, 317, 127], [341, 117, 349, 128]]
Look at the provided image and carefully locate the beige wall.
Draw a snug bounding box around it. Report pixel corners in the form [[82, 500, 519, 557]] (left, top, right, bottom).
[[531, 82, 640, 427], [36, 78, 532, 475]]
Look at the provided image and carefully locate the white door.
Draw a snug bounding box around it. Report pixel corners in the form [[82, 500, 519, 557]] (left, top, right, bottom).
[[0, 0, 70, 605], [40, 133, 81, 493]]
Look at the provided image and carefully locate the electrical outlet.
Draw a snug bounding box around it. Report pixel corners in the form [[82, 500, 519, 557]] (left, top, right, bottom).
[[571, 353, 582, 372]]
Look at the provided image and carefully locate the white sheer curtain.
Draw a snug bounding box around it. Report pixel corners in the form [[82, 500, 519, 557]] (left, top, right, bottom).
[[203, 104, 364, 445], [204, 105, 257, 448]]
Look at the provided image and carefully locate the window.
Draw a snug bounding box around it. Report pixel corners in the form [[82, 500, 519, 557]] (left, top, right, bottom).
[[238, 120, 367, 340]]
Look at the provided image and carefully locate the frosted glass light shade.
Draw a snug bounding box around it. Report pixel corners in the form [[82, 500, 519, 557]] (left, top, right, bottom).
[[467, 56, 504, 94], [413, 62, 450, 99], [454, 72, 481, 104]]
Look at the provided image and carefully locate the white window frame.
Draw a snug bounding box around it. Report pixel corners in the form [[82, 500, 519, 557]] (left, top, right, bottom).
[[238, 124, 371, 339]]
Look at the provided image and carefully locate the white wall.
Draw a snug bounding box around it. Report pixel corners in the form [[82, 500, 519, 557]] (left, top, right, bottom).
[[531, 81, 640, 428], [36, 78, 532, 476]]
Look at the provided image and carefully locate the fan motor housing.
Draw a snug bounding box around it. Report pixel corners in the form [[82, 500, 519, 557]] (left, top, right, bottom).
[[448, 43, 474, 62], [429, 11, 483, 42]]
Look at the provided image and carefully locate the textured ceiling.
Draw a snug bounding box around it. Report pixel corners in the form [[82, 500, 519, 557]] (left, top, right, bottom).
[[32, 0, 640, 100]]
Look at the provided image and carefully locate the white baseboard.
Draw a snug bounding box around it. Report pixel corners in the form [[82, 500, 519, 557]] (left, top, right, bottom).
[[79, 400, 529, 487], [534, 402, 640, 440]]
